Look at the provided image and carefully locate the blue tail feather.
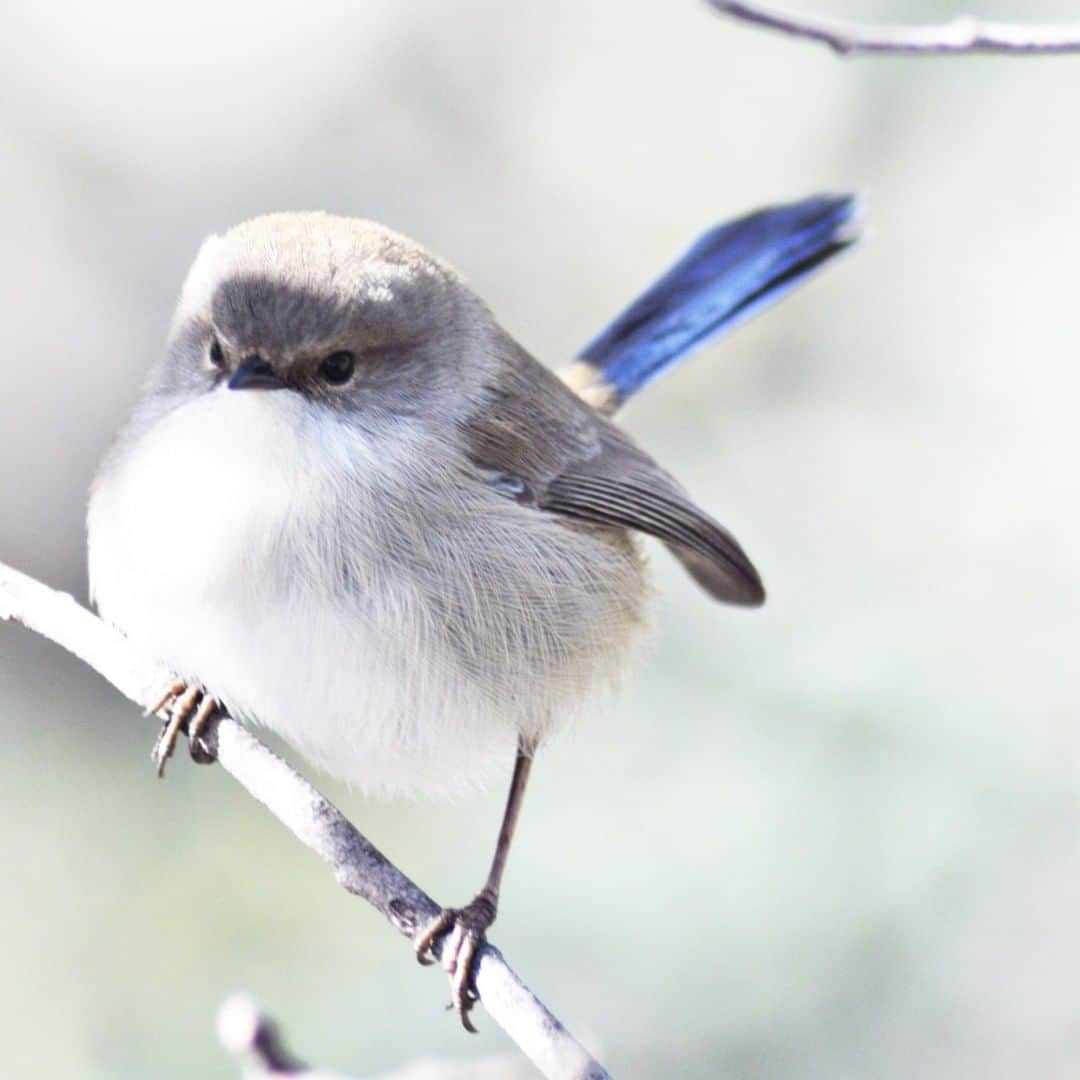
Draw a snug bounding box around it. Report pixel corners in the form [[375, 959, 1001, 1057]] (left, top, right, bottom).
[[578, 194, 858, 405]]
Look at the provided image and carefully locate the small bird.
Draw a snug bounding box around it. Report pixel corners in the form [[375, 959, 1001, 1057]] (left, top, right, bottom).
[[87, 195, 855, 1027]]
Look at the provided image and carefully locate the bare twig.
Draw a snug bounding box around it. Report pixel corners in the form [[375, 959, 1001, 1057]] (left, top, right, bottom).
[[217, 994, 543, 1079], [0, 560, 611, 1080], [706, 0, 1080, 55], [218, 994, 320, 1078]]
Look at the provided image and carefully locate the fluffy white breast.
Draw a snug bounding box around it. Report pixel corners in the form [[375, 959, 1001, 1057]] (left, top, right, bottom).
[[90, 388, 639, 794], [92, 390, 465, 793], [89, 386, 646, 796]]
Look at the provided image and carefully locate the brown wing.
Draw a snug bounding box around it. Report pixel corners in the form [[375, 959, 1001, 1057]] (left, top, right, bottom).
[[539, 466, 764, 606], [464, 329, 765, 607]]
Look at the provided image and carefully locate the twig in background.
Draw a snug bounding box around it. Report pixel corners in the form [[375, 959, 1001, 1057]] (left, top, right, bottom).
[[218, 994, 316, 1078], [706, 0, 1080, 55], [217, 993, 543, 1079]]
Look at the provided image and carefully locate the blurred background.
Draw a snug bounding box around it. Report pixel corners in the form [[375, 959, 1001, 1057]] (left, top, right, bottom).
[[2, 1, 1079, 1076]]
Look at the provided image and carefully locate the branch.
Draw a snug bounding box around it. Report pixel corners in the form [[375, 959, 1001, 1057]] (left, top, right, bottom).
[[0, 560, 610, 1080], [706, 0, 1080, 55], [217, 994, 540, 1079], [218, 994, 328, 1078]]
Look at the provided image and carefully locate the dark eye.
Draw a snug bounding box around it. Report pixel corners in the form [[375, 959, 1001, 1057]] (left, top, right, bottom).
[[208, 338, 225, 369], [319, 350, 356, 385]]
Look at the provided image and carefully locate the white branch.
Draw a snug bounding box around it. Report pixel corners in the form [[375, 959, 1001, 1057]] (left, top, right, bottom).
[[217, 994, 542, 1079], [0, 560, 611, 1080], [706, 0, 1080, 55], [218, 994, 336, 1078]]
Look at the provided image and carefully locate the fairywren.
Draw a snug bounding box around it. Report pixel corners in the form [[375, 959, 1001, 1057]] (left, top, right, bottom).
[[87, 195, 856, 1026]]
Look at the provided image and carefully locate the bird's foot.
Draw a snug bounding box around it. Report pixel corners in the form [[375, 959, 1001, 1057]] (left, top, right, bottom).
[[414, 890, 497, 1032], [147, 679, 221, 777]]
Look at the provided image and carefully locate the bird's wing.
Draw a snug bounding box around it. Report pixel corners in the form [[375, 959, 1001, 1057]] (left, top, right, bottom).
[[538, 443, 764, 606], [464, 333, 764, 607]]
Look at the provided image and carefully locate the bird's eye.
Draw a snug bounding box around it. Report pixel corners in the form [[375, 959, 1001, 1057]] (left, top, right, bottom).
[[208, 338, 226, 369], [319, 351, 356, 386]]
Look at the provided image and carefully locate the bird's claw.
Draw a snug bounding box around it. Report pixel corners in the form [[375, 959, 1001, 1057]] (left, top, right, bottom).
[[414, 892, 497, 1032], [148, 679, 221, 777]]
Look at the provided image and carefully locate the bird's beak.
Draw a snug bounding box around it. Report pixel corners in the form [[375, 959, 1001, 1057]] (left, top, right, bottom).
[[228, 357, 286, 391]]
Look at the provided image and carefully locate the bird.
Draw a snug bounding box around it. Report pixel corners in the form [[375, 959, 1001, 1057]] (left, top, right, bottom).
[[86, 194, 856, 1028]]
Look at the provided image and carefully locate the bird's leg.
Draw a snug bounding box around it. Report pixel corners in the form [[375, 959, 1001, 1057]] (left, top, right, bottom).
[[186, 692, 221, 765], [147, 679, 222, 776], [415, 738, 535, 1031]]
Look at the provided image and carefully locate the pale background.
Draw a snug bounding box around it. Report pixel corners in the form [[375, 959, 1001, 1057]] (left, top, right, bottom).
[[2, 1, 1079, 1077]]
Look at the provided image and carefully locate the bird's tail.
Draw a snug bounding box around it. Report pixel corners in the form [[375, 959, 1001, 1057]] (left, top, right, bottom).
[[561, 193, 859, 413]]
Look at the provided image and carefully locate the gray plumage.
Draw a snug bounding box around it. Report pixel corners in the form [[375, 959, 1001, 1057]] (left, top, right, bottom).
[[88, 212, 761, 797]]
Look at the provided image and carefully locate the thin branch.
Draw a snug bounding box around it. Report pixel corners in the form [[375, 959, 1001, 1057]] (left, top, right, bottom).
[[0, 560, 611, 1080], [217, 994, 541, 1079], [706, 0, 1080, 55], [218, 994, 324, 1078]]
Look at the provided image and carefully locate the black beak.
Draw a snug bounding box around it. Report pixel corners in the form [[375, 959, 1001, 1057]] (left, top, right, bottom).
[[228, 356, 285, 391]]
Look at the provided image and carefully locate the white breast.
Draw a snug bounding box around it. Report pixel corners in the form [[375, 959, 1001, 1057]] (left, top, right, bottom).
[[89, 388, 647, 796]]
